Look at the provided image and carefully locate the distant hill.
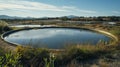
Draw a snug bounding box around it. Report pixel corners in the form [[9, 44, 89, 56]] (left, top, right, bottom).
[[0, 15, 119, 21], [0, 15, 34, 19], [0, 15, 22, 19], [0, 15, 79, 19], [66, 15, 79, 18]]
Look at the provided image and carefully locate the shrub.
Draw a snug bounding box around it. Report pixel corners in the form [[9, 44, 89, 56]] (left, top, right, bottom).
[[15, 46, 50, 67], [0, 20, 11, 33], [0, 52, 22, 67], [54, 43, 114, 66]]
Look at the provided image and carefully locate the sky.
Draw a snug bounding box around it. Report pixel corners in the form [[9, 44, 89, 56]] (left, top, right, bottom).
[[0, 0, 120, 17]]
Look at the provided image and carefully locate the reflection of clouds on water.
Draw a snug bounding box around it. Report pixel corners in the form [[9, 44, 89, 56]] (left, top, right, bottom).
[[4, 28, 111, 49], [6, 28, 81, 39], [10, 25, 56, 28]]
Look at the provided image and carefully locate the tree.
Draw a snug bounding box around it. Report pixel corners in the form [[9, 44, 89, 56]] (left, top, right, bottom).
[[0, 20, 9, 33]]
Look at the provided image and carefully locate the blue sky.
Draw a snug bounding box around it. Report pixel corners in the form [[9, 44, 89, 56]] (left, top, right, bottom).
[[0, 0, 120, 17]]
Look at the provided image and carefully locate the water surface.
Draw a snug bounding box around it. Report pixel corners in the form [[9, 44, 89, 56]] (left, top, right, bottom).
[[4, 28, 111, 49]]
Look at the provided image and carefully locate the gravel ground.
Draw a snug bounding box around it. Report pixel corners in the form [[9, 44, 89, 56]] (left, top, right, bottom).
[[0, 38, 16, 51]]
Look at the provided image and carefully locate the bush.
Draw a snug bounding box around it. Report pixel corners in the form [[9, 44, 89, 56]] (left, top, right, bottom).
[[0, 52, 21, 67], [54, 43, 113, 66], [15, 46, 50, 67], [0, 20, 11, 33], [0, 46, 51, 67]]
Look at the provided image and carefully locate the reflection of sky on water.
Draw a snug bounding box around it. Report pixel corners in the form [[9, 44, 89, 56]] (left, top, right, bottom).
[[6, 28, 86, 39], [4, 28, 111, 49], [10, 25, 56, 28]]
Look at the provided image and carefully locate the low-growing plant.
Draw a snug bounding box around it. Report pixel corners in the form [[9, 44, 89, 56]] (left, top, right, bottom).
[[54, 41, 117, 67], [15, 46, 50, 67], [0, 52, 22, 67], [44, 53, 56, 67]]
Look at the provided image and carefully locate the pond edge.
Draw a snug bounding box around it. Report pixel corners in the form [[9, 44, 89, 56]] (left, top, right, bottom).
[[1, 26, 118, 51]]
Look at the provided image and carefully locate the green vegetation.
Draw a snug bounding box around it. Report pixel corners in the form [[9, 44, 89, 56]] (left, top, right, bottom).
[[0, 46, 50, 67], [54, 42, 119, 66], [109, 27, 120, 37], [0, 52, 21, 67], [0, 20, 11, 33], [16, 46, 50, 67], [0, 42, 119, 67]]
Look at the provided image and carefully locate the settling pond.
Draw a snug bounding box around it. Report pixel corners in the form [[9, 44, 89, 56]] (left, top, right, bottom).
[[4, 28, 112, 49]]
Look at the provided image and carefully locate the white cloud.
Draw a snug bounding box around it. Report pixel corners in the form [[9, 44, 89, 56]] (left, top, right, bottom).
[[62, 6, 97, 14], [78, 9, 97, 14], [0, 0, 67, 12], [0, 0, 97, 13], [0, 0, 98, 17]]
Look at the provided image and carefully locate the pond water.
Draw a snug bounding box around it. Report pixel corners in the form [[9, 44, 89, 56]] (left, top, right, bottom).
[[4, 28, 112, 49]]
